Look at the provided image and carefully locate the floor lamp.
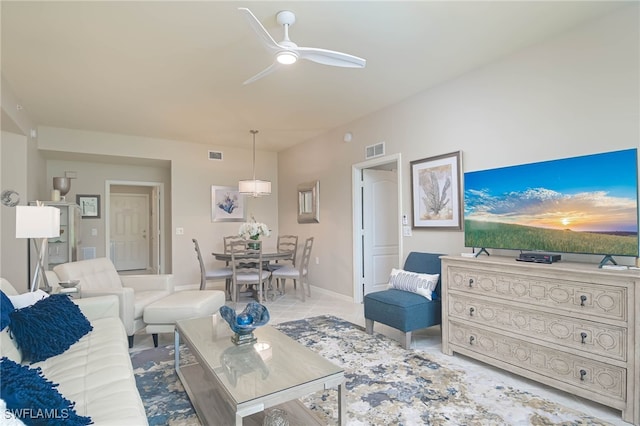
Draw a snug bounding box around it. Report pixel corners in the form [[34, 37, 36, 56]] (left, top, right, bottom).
[[15, 204, 60, 292]]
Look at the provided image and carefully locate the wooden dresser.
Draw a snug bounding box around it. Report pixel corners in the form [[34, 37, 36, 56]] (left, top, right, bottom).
[[441, 255, 639, 425]]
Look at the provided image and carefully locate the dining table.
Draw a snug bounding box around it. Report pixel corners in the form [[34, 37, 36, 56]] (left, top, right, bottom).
[[212, 251, 294, 301], [211, 251, 292, 263]]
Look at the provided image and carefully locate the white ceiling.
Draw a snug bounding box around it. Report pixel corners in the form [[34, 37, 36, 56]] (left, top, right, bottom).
[[1, 1, 628, 152]]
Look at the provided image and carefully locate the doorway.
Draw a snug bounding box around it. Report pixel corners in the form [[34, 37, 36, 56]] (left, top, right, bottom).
[[352, 154, 403, 303], [105, 181, 164, 274]]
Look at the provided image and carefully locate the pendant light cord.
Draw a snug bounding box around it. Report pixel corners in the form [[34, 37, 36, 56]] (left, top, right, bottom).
[[250, 129, 258, 182]]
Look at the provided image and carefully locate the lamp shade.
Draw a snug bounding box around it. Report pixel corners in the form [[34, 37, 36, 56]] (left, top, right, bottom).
[[15, 206, 61, 238], [239, 179, 272, 197]]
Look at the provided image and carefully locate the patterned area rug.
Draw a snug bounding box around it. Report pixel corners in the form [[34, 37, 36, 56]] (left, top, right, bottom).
[[131, 315, 612, 425]]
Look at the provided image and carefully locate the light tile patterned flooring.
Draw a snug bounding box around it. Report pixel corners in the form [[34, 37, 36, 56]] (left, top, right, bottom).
[[132, 286, 628, 425]]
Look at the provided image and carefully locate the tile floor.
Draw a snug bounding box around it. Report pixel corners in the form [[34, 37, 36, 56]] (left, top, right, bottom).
[[131, 286, 629, 426]]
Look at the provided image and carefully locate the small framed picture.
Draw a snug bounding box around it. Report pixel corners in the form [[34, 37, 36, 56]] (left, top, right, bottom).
[[211, 186, 245, 222], [76, 194, 101, 219], [410, 151, 463, 230]]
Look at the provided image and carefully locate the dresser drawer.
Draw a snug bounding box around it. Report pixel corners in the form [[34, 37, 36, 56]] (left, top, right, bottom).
[[448, 294, 627, 361], [447, 267, 627, 322], [449, 321, 626, 402]]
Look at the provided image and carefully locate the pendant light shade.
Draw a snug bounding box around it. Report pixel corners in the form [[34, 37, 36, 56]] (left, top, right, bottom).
[[239, 130, 271, 197]]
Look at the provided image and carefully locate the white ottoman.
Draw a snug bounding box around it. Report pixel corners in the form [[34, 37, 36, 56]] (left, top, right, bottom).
[[144, 290, 225, 347]]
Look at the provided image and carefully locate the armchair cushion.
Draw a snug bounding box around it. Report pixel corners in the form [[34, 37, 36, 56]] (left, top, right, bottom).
[[53, 258, 174, 338], [9, 295, 93, 363]]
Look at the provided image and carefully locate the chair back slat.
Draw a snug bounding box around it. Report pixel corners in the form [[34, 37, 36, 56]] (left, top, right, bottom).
[[229, 239, 270, 302], [192, 238, 207, 290], [276, 235, 298, 266]]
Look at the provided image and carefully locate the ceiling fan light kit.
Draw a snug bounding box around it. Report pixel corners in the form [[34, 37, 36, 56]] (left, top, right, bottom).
[[239, 7, 366, 84], [276, 51, 298, 65]]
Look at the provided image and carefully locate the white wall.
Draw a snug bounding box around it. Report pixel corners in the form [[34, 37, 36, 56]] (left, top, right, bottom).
[[278, 5, 640, 298], [1, 77, 43, 287], [0, 131, 29, 288], [37, 127, 279, 288]]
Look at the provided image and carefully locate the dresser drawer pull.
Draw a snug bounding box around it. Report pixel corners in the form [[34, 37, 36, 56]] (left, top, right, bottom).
[[469, 307, 475, 316], [580, 369, 587, 381], [580, 295, 587, 306], [469, 336, 475, 345], [468, 278, 474, 288], [580, 332, 587, 344]]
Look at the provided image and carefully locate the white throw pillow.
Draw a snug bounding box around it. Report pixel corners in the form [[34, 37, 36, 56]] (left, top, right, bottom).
[[7, 290, 49, 310], [388, 268, 440, 300]]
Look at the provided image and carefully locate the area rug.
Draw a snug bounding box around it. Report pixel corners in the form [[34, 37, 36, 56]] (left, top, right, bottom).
[[131, 315, 613, 425]]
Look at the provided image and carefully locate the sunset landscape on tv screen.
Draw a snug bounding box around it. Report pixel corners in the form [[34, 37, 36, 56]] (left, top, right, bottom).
[[464, 148, 639, 257]]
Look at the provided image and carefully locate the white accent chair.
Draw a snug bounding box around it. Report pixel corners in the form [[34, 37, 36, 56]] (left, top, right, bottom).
[[53, 257, 174, 347], [271, 237, 313, 301]]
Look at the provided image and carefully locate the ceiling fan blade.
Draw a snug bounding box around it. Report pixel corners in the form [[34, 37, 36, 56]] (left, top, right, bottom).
[[296, 47, 366, 68], [238, 7, 280, 53], [243, 62, 281, 85]]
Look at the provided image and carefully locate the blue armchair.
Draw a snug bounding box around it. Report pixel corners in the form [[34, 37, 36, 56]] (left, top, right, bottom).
[[363, 252, 443, 349]]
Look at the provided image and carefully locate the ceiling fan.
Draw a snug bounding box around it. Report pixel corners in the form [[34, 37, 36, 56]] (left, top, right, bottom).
[[239, 7, 366, 85]]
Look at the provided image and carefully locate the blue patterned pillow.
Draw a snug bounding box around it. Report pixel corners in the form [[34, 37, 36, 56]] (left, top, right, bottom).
[[1, 290, 14, 330], [0, 357, 92, 425], [8, 294, 93, 363]]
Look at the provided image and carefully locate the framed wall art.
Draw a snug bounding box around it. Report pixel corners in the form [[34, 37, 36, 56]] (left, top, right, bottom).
[[76, 194, 101, 219], [410, 151, 462, 230], [297, 180, 320, 223], [211, 186, 245, 222]]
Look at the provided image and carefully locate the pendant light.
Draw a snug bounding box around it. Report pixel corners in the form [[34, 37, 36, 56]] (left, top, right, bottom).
[[239, 130, 271, 197]]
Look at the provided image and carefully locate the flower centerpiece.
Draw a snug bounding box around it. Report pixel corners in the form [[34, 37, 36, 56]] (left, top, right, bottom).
[[238, 217, 271, 241]]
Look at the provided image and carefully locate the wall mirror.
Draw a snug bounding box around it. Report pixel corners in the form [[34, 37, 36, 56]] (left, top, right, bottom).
[[297, 180, 319, 223]]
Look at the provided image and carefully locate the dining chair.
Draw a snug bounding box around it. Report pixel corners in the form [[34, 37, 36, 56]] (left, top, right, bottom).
[[229, 239, 272, 303], [192, 238, 233, 293], [271, 237, 313, 301], [269, 235, 298, 292]]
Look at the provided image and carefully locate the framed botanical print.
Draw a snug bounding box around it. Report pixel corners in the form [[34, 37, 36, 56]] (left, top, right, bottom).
[[211, 186, 245, 222], [410, 151, 462, 230]]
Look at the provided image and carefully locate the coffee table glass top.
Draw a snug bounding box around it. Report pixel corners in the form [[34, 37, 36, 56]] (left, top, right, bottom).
[[175, 315, 343, 405]]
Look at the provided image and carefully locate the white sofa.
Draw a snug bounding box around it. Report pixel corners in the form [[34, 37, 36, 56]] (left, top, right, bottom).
[[53, 258, 174, 347], [0, 278, 148, 425]]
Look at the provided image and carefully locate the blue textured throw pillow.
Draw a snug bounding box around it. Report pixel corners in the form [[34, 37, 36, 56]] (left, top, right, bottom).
[[8, 294, 93, 363], [1, 290, 14, 330], [0, 357, 92, 425]]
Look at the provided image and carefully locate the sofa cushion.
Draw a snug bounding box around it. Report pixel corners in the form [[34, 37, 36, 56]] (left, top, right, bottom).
[[0, 357, 92, 426], [388, 268, 440, 300], [33, 317, 148, 423], [1, 290, 14, 330], [9, 295, 93, 363], [7, 290, 49, 310]]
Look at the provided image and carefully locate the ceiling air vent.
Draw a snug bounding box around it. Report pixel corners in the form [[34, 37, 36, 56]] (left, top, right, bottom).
[[208, 150, 223, 161], [365, 142, 385, 159]]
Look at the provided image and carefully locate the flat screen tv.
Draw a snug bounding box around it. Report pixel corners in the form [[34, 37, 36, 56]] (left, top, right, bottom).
[[464, 148, 639, 265]]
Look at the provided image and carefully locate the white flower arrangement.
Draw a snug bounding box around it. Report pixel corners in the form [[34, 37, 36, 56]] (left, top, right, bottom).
[[238, 218, 271, 239]]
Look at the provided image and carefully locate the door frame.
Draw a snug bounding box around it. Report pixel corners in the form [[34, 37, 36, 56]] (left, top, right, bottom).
[[105, 180, 165, 274], [351, 153, 403, 303]]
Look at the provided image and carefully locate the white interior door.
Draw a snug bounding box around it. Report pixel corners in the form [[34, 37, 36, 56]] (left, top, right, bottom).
[[362, 169, 399, 296], [110, 193, 149, 271]]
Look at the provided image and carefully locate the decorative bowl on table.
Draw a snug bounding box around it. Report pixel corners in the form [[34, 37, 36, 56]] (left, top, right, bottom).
[[219, 302, 270, 345], [58, 280, 80, 288]]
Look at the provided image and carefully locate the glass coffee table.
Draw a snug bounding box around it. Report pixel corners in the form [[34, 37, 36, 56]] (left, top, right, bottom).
[[175, 315, 345, 425]]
